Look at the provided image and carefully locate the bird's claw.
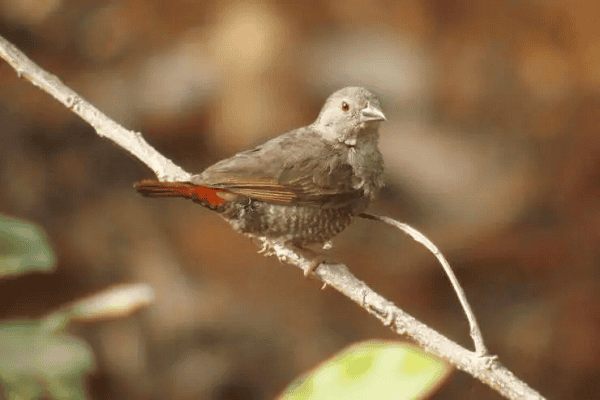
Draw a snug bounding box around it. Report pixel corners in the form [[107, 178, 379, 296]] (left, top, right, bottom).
[[304, 255, 326, 277], [257, 238, 276, 256]]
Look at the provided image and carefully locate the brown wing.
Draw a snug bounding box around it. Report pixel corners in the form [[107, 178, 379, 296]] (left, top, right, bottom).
[[190, 127, 363, 207]]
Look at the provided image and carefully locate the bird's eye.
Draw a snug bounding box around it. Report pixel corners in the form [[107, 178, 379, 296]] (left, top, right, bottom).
[[341, 102, 350, 111]]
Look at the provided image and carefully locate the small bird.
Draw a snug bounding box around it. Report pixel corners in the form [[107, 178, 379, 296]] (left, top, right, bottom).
[[136, 86, 386, 274]]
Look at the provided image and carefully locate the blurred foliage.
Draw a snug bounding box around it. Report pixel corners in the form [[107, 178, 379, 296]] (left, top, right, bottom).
[[0, 217, 93, 399], [0, 217, 155, 399], [0, 315, 94, 400], [281, 341, 448, 400], [0, 216, 55, 277]]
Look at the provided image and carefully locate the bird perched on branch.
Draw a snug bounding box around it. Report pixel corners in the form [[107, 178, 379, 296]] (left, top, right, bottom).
[[136, 86, 386, 274]]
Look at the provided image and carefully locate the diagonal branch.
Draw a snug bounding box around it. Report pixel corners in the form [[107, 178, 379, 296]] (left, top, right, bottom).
[[0, 34, 545, 400], [0, 35, 189, 183]]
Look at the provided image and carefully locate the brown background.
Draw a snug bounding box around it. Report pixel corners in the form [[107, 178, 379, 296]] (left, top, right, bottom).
[[1, 0, 599, 399]]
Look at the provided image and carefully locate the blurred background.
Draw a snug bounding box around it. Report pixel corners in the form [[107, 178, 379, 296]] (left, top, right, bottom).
[[0, 0, 599, 398]]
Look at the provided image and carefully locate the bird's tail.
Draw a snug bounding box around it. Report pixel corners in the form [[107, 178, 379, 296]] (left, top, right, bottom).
[[135, 179, 227, 209]]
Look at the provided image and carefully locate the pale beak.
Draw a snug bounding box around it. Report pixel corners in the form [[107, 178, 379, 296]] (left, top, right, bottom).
[[360, 103, 387, 122]]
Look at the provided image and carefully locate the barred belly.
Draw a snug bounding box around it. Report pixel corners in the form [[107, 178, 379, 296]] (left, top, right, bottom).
[[221, 200, 355, 246]]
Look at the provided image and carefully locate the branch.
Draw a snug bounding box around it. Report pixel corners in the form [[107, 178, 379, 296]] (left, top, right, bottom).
[[360, 213, 488, 357], [272, 243, 545, 400], [0, 35, 189, 182], [0, 34, 545, 400]]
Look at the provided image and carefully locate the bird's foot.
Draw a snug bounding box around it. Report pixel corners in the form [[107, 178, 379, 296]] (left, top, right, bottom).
[[287, 244, 327, 277], [305, 254, 326, 276], [256, 237, 276, 257]]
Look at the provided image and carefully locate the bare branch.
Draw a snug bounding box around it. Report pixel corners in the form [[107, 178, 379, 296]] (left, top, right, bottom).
[[0, 34, 545, 400], [0, 35, 189, 182]]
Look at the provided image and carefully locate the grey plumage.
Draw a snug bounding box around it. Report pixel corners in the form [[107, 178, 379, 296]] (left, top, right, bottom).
[[137, 86, 386, 248]]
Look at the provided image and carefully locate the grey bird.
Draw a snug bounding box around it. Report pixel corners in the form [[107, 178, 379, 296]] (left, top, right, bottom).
[[136, 86, 386, 274]]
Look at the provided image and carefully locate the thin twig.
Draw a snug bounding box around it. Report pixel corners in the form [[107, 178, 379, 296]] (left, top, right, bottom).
[[0, 34, 545, 400], [359, 213, 489, 357]]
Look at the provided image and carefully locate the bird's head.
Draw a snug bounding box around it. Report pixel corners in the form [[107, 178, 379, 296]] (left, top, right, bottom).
[[314, 86, 386, 144]]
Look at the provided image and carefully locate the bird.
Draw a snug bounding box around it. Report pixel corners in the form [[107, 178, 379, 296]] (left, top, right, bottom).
[[135, 86, 386, 275]]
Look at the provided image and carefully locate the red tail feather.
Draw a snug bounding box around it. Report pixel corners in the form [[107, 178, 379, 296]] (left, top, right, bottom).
[[135, 180, 226, 208]]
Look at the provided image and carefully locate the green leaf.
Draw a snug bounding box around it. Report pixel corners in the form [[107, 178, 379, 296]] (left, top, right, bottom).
[[0, 216, 56, 277], [0, 318, 95, 400], [280, 341, 450, 400]]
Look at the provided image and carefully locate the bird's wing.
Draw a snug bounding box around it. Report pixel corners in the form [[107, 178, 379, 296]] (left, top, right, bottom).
[[191, 128, 363, 207]]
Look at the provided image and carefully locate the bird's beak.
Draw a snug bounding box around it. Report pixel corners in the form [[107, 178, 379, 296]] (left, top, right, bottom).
[[360, 103, 387, 122]]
